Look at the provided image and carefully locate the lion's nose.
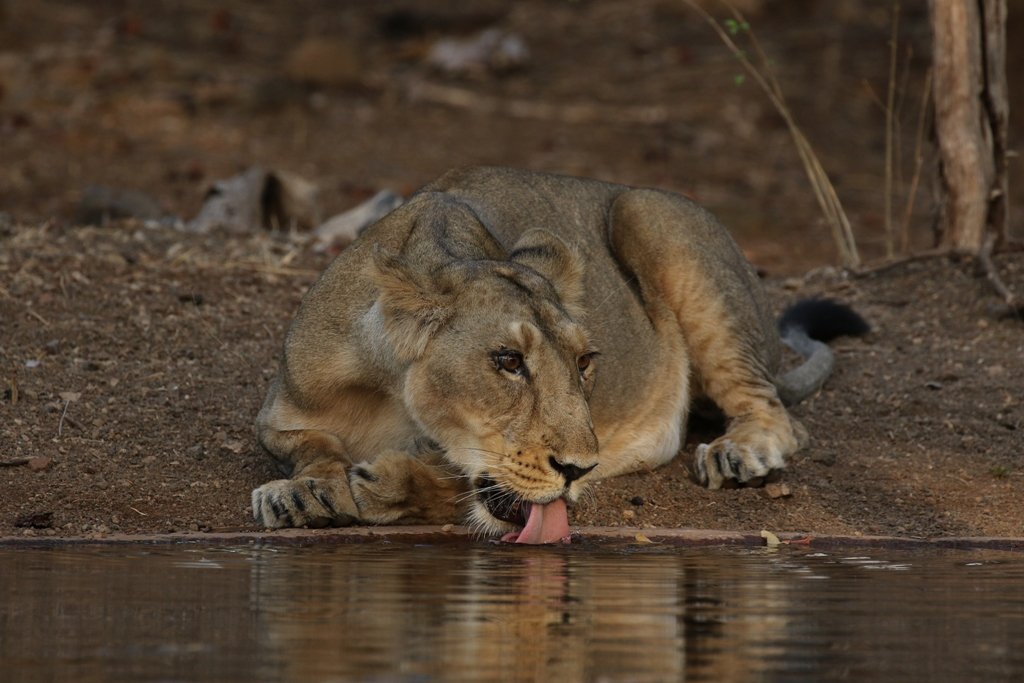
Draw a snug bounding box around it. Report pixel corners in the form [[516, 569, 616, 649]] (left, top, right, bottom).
[[549, 456, 597, 484]]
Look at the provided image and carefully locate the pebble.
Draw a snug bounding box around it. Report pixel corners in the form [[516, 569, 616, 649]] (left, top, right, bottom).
[[622, 509, 636, 521], [811, 450, 837, 466], [765, 483, 792, 499], [27, 456, 52, 472]]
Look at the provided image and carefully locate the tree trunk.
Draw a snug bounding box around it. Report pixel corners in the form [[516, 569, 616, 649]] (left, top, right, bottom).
[[930, 0, 1009, 253]]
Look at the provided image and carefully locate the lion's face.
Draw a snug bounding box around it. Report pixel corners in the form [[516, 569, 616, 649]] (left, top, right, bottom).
[[371, 232, 600, 536], [408, 275, 599, 534]]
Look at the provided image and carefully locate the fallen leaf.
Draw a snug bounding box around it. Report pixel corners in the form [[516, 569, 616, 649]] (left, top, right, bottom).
[[28, 456, 52, 472], [14, 510, 53, 528], [761, 529, 781, 547], [634, 533, 654, 544], [0, 458, 30, 468], [785, 536, 814, 546]]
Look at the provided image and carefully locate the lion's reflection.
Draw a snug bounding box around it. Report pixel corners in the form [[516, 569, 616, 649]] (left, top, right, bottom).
[[249, 544, 786, 682]]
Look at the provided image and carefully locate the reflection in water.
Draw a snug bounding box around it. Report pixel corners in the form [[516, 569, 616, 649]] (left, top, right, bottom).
[[1, 543, 1023, 682]]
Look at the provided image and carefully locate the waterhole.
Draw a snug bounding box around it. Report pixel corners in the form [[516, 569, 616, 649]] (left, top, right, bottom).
[[2, 542, 1022, 682]]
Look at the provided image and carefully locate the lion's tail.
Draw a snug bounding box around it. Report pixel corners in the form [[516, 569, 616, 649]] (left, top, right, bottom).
[[774, 298, 869, 406]]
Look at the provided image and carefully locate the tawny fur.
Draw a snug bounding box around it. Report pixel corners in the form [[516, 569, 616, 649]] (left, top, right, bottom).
[[252, 167, 812, 535]]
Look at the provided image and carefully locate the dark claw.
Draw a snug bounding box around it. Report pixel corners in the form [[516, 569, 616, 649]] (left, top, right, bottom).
[[714, 450, 732, 480], [728, 453, 749, 481], [270, 499, 293, 527], [314, 488, 339, 519], [351, 465, 378, 482]]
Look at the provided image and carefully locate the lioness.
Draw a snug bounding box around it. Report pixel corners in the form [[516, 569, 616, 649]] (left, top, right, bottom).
[[252, 167, 866, 543]]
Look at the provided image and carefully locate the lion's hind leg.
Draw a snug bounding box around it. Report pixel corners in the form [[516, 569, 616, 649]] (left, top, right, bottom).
[[609, 189, 802, 489]]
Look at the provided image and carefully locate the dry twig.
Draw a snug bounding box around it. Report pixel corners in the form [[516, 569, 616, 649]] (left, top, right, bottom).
[[0, 458, 31, 468], [884, 2, 900, 258], [405, 79, 673, 126], [852, 247, 950, 278], [682, 0, 860, 268]]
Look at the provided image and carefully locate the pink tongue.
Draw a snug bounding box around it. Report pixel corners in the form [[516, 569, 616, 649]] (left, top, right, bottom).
[[513, 498, 570, 544]]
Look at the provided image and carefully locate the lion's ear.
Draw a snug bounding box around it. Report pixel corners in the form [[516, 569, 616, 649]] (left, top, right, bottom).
[[369, 246, 453, 361], [509, 229, 585, 317]]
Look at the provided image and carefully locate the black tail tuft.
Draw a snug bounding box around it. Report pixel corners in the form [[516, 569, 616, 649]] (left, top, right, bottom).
[[778, 298, 869, 342]]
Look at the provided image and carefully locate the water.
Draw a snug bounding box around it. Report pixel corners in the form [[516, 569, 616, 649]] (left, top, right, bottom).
[[1, 541, 1023, 682]]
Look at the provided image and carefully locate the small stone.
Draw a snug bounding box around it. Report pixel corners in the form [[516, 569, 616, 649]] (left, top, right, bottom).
[[441, 523, 454, 533], [622, 509, 636, 521], [764, 482, 792, 499], [811, 450, 836, 466], [220, 440, 244, 454], [27, 456, 52, 472], [629, 495, 645, 506]]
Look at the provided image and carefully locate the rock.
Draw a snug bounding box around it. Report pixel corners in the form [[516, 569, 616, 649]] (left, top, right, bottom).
[[27, 456, 52, 472], [621, 509, 636, 521], [782, 277, 804, 290], [426, 29, 529, 77], [629, 495, 645, 506], [187, 167, 320, 234], [811, 450, 837, 466], [313, 190, 403, 252], [764, 482, 792, 499], [220, 440, 244, 454]]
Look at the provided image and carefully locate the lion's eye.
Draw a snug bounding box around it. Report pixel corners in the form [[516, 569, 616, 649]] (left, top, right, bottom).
[[577, 352, 598, 375], [493, 350, 527, 376]]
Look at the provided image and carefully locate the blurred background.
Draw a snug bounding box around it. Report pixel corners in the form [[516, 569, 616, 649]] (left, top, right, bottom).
[[1, 0, 1021, 273]]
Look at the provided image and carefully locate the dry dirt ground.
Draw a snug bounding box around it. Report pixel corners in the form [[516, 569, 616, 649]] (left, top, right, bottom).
[[1, 0, 1023, 539]]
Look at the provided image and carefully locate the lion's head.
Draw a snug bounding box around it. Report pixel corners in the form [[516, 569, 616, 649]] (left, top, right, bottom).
[[370, 229, 599, 541]]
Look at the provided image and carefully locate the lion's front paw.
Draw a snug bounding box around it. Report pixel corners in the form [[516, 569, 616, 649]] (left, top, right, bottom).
[[252, 476, 359, 529], [694, 438, 786, 490], [350, 450, 464, 525]]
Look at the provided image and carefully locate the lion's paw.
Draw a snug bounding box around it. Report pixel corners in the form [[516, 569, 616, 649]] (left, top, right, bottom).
[[350, 450, 464, 525], [251, 476, 359, 529], [348, 452, 420, 524], [694, 438, 786, 490]]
